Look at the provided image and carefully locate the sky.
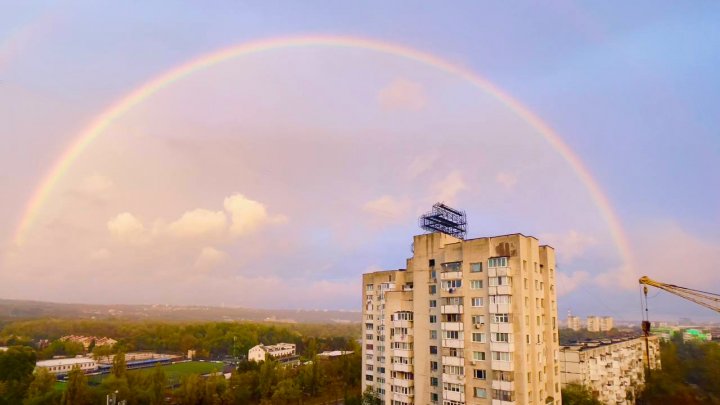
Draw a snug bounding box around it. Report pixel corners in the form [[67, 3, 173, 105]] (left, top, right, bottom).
[[1, 1, 719, 321]]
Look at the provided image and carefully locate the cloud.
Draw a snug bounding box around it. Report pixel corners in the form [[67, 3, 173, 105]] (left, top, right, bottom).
[[540, 230, 597, 262], [407, 154, 438, 179], [432, 171, 467, 203], [593, 222, 720, 291], [167, 209, 227, 239], [495, 172, 518, 189], [194, 246, 227, 271], [76, 174, 114, 196], [107, 213, 149, 245], [363, 195, 411, 221], [224, 193, 287, 237], [556, 270, 591, 296], [377, 78, 428, 111], [89, 248, 111, 261]]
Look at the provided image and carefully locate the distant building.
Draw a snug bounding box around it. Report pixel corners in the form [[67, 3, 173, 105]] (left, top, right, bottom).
[[567, 315, 581, 331], [0, 347, 8, 352], [36, 358, 98, 375], [587, 316, 613, 332], [248, 343, 297, 363], [683, 329, 711, 342], [317, 350, 353, 358], [60, 335, 117, 351], [560, 336, 661, 405]]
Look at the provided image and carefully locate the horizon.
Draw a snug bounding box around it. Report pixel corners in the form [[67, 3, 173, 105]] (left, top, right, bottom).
[[1, 2, 719, 320]]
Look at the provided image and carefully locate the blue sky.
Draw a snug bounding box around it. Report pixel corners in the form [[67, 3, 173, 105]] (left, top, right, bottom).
[[1, 1, 719, 321]]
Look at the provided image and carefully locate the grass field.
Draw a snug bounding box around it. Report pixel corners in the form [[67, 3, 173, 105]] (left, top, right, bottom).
[[56, 361, 225, 391]]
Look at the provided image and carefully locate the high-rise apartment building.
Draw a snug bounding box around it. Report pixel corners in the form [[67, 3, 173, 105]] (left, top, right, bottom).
[[566, 316, 581, 331], [362, 232, 562, 405], [587, 316, 613, 332]]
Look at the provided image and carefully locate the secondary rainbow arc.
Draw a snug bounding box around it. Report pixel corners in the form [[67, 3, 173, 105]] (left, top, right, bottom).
[[10, 35, 635, 274]]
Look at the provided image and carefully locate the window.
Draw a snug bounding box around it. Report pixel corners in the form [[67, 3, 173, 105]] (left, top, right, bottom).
[[430, 315, 437, 323], [431, 393, 439, 402], [443, 330, 461, 340], [470, 280, 483, 289], [366, 284, 374, 291], [442, 262, 462, 272], [441, 280, 462, 290], [430, 330, 437, 339], [492, 313, 511, 323], [471, 262, 483, 272], [472, 332, 485, 343], [365, 374, 373, 381], [472, 351, 486, 361], [492, 351, 512, 361], [492, 332, 510, 343], [493, 389, 514, 401], [490, 295, 511, 304], [443, 383, 463, 392], [430, 361, 438, 371], [442, 365, 465, 375], [473, 369, 487, 380], [488, 257, 508, 267], [471, 297, 484, 307], [494, 371, 514, 382], [489, 276, 511, 286], [471, 315, 485, 324], [430, 346, 438, 355], [474, 387, 487, 398], [393, 311, 413, 321], [429, 259, 435, 267], [429, 285, 437, 294], [429, 299, 437, 308], [430, 377, 438, 386]]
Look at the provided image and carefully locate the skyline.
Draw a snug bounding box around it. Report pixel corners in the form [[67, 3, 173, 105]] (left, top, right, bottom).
[[1, 2, 719, 321]]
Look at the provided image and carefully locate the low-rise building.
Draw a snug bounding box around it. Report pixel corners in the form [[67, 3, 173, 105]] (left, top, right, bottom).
[[60, 335, 117, 350], [560, 336, 661, 404], [317, 350, 353, 358], [36, 358, 98, 375], [248, 343, 296, 362]]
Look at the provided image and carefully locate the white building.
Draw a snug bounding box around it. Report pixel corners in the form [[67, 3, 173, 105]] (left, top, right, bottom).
[[587, 316, 613, 332], [567, 316, 581, 331], [560, 336, 661, 404], [36, 358, 98, 375], [248, 343, 296, 362]]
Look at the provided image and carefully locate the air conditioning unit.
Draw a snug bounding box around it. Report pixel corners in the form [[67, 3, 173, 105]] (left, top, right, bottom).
[[470, 360, 477, 365], [448, 288, 455, 293], [474, 324, 481, 329]]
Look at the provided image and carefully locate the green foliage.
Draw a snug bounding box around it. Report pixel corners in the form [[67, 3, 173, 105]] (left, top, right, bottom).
[[111, 349, 127, 378], [24, 368, 60, 405], [561, 384, 602, 405], [638, 335, 720, 404], [38, 341, 84, 360], [0, 345, 36, 404], [61, 368, 92, 405]]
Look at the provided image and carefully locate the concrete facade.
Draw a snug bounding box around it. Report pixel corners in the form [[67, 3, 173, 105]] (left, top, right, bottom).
[[559, 336, 661, 405], [586, 316, 613, 332], [362, 232, 562, 405]]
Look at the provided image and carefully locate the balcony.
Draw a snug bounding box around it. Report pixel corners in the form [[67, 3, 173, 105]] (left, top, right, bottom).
[[392, 348, 412, 358], [441, 271, 463, 280], [392, 378, 414, 388], [491, 360, 513, 372], [392, 363, 413, 373], [442, 390, 465, 402], [441, 356, 464, 366], [441, 322, 464, 331], [392, 334, 413, 343], [442, 338, 464, 349], [489, 303, 512, 314], [392, 319, 412, 328], [491, 400, 516, 405], [392, 392, 414, 403], [488, 267, 510, 277], [490, 323, 513, 333], [442, 373, 465, 385], [489, 285, 512, 295], [492, 380, 515, 391], [441, 305, 464, 314]]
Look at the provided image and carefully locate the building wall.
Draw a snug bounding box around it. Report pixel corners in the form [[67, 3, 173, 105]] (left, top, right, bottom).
[[362, 232, 562, 405], [559, 336, 661, 405], [567, 317, 581, 331]]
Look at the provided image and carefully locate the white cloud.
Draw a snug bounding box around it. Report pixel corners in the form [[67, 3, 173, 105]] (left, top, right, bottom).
[[594, 222, 720, 291], [432, 171, 467, 204], [363, 195, 411, 221], [407, 154, 438, 179], [495, 172, 518, 189], [224, 193, 286, 237], [556, 270, 591, 296], [107, 213, 149, 245], [194, 246, 227, 271], [167, 209, 227, 239], [540, 230, 597, 263], [377, 78, 428, 111], [76, 174, 114, 196]]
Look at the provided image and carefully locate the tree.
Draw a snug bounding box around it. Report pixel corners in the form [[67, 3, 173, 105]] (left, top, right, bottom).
[[272, 379, 302, 404], [0, 346, 36, 404], [258, 357, 278, 400], [361, 387, 381, 405], [111, 350, 127, 378], [561, 384, 602, 405], [24, 367, 60, 405], [148, 364, 167, 405], [62, 367, 92, 405]]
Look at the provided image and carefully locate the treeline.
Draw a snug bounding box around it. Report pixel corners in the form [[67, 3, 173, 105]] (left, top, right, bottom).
[[638, 334, 720, 404], [0, 320, 360, 360], [1, 339, 366, 404]]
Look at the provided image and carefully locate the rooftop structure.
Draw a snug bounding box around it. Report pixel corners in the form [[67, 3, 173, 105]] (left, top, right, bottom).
[[248, 343, 297, 363], [419, 203, 467, 240]]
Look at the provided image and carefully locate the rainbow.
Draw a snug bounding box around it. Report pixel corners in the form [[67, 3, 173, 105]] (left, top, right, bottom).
[[10, 35, 635, 272]]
